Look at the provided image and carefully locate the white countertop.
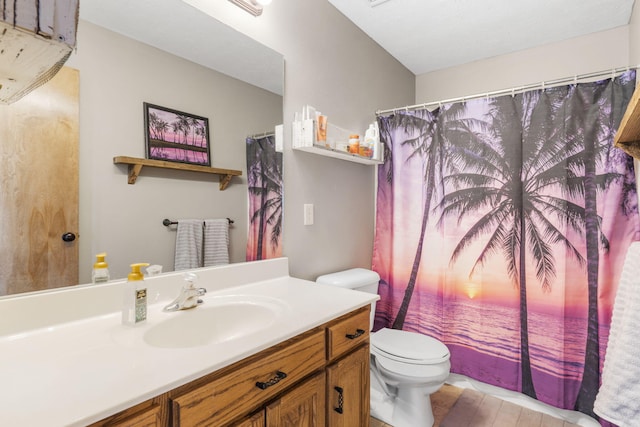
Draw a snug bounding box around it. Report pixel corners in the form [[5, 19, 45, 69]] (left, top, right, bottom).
[[0, 259, 377, 426]]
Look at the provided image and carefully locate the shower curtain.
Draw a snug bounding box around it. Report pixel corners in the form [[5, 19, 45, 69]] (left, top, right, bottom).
[[372, 71, 639, 420], [246, 134, 283, 261]]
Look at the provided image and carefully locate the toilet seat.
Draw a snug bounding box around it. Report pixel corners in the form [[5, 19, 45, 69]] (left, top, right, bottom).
[[371, 328, 450, 365]]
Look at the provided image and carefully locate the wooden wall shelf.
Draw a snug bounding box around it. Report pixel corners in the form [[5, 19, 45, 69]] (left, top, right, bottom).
[[113, 156, 242, 190], [614, 84, 640, 159]]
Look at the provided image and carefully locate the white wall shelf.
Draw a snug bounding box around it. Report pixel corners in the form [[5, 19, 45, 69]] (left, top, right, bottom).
[[293, 144, 383, 165], [292, 107, 383, 165]]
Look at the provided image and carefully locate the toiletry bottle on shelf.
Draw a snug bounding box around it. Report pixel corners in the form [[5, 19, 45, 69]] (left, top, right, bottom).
[[372, 122, 383, 161], [92, 252, 110, 284], [316, 115, 328, 147], [362, 124, 376, 158], [349, 134, 360, 154], [122, 263, 150, 326]]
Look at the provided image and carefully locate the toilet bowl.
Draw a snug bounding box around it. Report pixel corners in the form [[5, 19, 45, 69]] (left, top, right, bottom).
[[370, 327, 451, 427], [316, 269, 451, 427]]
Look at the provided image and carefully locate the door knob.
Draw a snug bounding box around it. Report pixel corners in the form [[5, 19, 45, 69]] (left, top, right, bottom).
[[62, 232, 77, 242]]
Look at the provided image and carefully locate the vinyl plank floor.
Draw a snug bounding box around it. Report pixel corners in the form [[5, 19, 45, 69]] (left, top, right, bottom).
[[372, 385, 581, 427]]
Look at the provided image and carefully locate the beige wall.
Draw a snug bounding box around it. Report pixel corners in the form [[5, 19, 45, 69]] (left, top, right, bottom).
[[66, 21, 283, 282], [67, 0, 416, 283], [631, 1, 640, 64], [416, 26, 630, 103], [190, 0, 416, 280]]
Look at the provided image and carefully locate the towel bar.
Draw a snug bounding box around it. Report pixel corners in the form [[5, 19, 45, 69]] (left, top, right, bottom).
[[163, 218, 234, 226]]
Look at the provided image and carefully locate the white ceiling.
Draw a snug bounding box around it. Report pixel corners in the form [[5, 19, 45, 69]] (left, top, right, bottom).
[[328, 0, 636, 75], [79, 0, 636, 94], [78, 0, 284, 95]]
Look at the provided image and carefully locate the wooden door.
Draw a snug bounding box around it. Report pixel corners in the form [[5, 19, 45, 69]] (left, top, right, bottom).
[[326, 346, 370, 427], [0, 66, 79, 295], [266, 372, 326, 427]]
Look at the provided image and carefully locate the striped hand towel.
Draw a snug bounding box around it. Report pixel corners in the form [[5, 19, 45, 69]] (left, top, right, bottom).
[[203, 219, 230, 266], [174, 219, 203, 270]]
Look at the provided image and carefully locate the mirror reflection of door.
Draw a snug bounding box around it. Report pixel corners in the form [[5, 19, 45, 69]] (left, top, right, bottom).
[[0, 67, 79, 296]]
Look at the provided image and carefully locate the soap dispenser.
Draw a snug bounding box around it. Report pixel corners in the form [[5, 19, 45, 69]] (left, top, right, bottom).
[[92, 252, 110, 284], [122, 263, 150, 326]]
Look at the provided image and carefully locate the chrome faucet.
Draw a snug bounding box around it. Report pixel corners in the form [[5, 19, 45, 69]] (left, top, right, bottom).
[[163, 272, 207, 312]]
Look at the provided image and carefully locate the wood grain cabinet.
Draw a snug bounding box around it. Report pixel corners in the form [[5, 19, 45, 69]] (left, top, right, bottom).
[[325, 308, 371, 427], [91, 306, 370, 427], [326, 346, 370, 427]]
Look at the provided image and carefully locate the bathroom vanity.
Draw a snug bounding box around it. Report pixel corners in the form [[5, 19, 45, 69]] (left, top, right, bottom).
[[0, 258, 377, 426], [92, 307, 369, 426]]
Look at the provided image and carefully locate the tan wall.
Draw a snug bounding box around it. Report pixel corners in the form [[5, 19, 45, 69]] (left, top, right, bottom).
[[66, 21, 283, 281], [630, 1, 640, 64], [190, 0, 416, 280], [416, 26, 630, 103]]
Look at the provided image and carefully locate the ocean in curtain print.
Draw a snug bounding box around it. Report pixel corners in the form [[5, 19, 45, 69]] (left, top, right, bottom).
[[375, 288, 609, 408]]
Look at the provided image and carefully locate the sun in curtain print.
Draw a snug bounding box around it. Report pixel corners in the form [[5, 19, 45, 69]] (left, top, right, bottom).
[[246, 135, 283, 261], [372, 71, 639, 420]]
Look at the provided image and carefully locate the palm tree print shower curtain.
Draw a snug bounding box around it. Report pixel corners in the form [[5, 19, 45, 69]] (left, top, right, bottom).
[[246, 135, 283, 261], [372, 71, 639, 420]]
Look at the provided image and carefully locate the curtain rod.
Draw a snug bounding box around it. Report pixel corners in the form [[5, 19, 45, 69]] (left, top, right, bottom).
[[248, 131, 275, 139], [376, 65, 640, 116]]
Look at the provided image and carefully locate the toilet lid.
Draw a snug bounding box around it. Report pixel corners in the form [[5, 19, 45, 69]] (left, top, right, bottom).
[[371, 328, 450, 364]]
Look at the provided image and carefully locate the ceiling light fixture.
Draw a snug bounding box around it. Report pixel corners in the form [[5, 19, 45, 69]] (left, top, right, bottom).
[[228, 0, 270, 16]]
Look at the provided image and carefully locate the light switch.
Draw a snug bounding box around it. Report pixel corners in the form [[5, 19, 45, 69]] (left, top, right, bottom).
[[304, 204, 314, 225]]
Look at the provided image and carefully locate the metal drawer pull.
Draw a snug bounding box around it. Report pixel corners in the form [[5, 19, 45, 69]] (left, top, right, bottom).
[[334, 386, 344, 414], [255, 371, 287, 390], [345, 329, 365, 339]]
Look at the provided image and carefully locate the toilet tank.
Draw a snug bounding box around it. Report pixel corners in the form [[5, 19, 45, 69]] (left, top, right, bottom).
[[316, 268, 380, 330]]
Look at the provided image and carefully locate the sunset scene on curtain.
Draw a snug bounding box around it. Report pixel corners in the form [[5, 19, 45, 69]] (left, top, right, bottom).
[[372, 71, 639, 420], [246, 135, 283, 261]]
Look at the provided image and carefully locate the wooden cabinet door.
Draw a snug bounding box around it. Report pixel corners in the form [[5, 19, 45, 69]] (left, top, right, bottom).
[[326, 345, 370, 427], [265, 372, 325, 427], [233, 411, 265, 427]]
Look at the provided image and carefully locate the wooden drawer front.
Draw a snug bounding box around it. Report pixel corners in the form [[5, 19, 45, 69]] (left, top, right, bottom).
[[172, 330, 325, 426], [266, 371, 326, 427], [114, 405, 162, 427], [89, 401, 164, 427], [327, 308, 370, 361]]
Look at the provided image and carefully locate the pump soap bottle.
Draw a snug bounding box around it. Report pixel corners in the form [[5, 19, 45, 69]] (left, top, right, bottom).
[[92, 253, 110, 284], [122, 263, 150, 326]]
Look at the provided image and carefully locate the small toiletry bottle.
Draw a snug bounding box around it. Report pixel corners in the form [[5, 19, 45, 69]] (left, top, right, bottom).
[[122, 263, 150, 326], [316, 115, 328, 146], [362, 124, 376, 158], [92, 252, 110, 284], [348, 134, 360, 154]]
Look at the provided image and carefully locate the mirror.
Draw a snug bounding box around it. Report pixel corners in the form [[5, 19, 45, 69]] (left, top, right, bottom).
[[0, 0, 283, 296]]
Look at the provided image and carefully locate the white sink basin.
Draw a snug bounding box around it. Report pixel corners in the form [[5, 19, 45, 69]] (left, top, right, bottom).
[[144, 295, 289, 348]]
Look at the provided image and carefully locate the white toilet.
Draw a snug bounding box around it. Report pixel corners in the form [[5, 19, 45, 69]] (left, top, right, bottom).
[[316, 268, 450, 427]]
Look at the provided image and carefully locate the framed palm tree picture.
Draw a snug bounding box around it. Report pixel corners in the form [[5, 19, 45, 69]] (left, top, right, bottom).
[[143, 102, 211, 166]]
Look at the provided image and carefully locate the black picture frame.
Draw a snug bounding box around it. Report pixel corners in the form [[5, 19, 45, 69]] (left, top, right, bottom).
[[143, 102, 211, 166]]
